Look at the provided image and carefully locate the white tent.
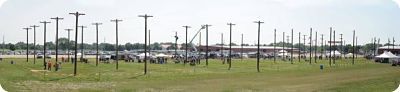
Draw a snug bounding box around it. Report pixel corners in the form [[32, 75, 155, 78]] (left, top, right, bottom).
[[376, 51, 399, 59], [326, 50, 341, 56], [394, 84, 400, 92], [0, 84, 7, 92], [346, 53, 353, 56], [277, 53, 289, 56], [278, 50, 287, 53], [155, 53, 169, 58]]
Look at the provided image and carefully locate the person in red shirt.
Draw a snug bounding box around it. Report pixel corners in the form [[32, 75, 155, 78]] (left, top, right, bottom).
[[47, 61, 52, 71]]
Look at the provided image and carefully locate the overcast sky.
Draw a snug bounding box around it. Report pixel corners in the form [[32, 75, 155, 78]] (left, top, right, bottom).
[[0, 0, 400, 45]]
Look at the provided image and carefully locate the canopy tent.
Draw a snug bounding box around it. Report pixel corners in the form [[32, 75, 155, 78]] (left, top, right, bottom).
[[138, 53, 153, 59], [278, 50, 287, 53], [346, 53, 353, 56], [155, 53, 169, 58], [326, 50, 341, 56], [376, 51, 399, 59], [0, 84, 7, 92], [394, 84, 400, 92], [277, 53, 289, 56]]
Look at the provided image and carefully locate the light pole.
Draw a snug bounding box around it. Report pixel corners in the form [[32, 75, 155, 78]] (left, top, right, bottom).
[[254, 21, 264, 72], [69, 12, 85, 76], [65, 29, 73, 63], [227, 23, 235, 70], [283, 32, 285, 60], [298, 32, 301, 62], [314, 31, 317, 63], [111, 19, 122, 70], [40, 21, 51, 70], [92, 23, 102, 66], [30, 25, 39, 64], [138, 14, 153, 75], [23, 27, 32, 63], [51, 17, 63, 64]]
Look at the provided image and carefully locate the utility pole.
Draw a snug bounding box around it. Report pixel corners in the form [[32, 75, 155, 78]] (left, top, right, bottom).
[[92, 23, 102, 66], [298, 32, 301, 62], [274, 29, 276, 63], [373, 37, 376, 56], [340, 34, 343, 58], [30, 25, 39, 64], [329, 27, 332, 66], [283, 32, 285, 60], [227, 23, 235, 70], [111, 19, 122, 70], [352, 30, 355, 65], [78, 25, 87, 61], [65, 29, 73, 63], [241, 34, 243, 61], [254, 21, 263, 72], [50, 17, 63, 64], [309, 28, 312, 64], [321, 34, 324, 60], [291, 29, 293, 64], [221, 35, 223, 62], [204, 24, 212, 66], [182, 26, 190, 65], [356, 36, 358, 59], [393, 37, 395, 50], [314, 31, 317, 63], [138, 14, 153, 75], [303, 35, 307, 61], [174, 32, 178, 58], [148, 29, 151, 58], [333, 30, 336, 64], [69, 12, 85, 76], [40, 21, 51, 70], [23, 27, 32, 63]]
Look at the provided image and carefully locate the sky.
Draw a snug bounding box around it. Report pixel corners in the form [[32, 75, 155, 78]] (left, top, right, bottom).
[[0, 0, 400, 45]]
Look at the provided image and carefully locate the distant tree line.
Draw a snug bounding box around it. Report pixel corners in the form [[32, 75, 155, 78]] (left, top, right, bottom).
[[0, 38, 394, 54]]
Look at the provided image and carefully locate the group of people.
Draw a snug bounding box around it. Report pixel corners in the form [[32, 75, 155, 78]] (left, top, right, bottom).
[[44, 60, 62, 71]]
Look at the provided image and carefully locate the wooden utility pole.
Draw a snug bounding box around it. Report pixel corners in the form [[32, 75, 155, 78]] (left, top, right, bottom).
[[30, 25, 39, 64], [40, 21, 51, 70], [329, 27, 332, 66], [254, 21, 264, 72], [69, 12, 85, 76], [182, 26, 190, 65], [50, 17, 63, 64], [352, 30, 355, 65], [111, 19, 122, 70], [204, 24, 212, 66], [92, 23, 102, 66], [274, 29, 276, 63], [65, 29, 73, 63], [227, 23, 235, 70], [309, 28, 312, 64], [138, 14, 153, 75], [78, 25, 87, 62], [23, 27, 32, 63], [291, 29, 294, 64], [314, 31, 317, 63]]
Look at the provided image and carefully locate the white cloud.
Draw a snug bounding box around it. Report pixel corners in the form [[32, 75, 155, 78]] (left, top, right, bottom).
[[393, 0, 400, 8], [0, 0, 7, 8]]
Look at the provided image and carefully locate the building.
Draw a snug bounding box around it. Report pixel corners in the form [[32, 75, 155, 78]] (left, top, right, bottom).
[[378, 46, 400, 54]]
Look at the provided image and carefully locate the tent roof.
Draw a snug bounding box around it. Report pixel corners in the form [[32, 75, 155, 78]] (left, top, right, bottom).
[[0, 84, 7, 92], [376, 51, 399, 58]]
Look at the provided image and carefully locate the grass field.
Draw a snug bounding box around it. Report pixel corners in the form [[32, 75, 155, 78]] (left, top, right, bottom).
[[0, 58, 400, 92]]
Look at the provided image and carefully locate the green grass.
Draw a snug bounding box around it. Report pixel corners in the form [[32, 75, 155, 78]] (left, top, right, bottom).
[[0, 58, 400, 92]]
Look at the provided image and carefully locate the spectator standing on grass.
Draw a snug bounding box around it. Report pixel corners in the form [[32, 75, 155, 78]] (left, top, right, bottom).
[[47, 61, 52, 71]]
